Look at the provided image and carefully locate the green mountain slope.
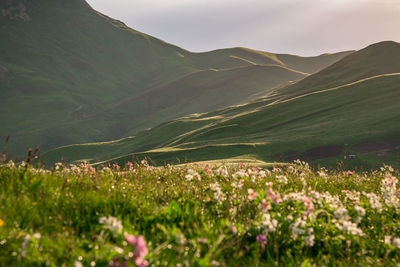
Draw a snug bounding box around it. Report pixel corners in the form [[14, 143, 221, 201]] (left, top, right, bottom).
[[280, 41, 400, 97], [43, 42, 400, 168], [97, 64, 308, 138], [0, 0, 351, 157]]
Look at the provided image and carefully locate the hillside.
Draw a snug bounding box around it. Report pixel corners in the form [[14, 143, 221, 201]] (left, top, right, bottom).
[[280, 41, 400, 97], [42, 42, 400, 168], [0, 0, 351, 157]]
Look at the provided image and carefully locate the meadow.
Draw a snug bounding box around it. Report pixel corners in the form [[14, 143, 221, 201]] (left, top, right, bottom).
[[1, 159, 400, 266]]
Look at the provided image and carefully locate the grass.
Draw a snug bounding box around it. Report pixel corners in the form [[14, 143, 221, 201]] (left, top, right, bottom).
[[0, 0, 352, 157], [1, 160, 400, 266]]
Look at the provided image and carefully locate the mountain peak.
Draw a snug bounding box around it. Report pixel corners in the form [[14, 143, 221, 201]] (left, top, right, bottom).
[[360, 40, 400, 54]]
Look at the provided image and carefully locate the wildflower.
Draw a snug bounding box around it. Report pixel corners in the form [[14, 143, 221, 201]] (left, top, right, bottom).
[[232, 170, 248, 179], [266, 183, 282, 204], [126, 161, 134, 171], [393, 238, 400, 248], [276, 175, 288, 184], [99, 216, 123, 236], [318, 171, 327, 179], [256, 234, 267, 246], [285, 214, 294, 222], [210, 182, 226, 203], [258, 170, 267, 178], [303, 197, 314, 218], [334, 207, 349, 220], [354, 205, 365, 217], [364, 192, 383, 213], [197, 238, 208, 244], [21, 234, 31, 257], [231, 179, 244, 189], [185, 169, 201, 181], [125, 234, 149, 267], [33, 233, 41, 239], [215, 166, 229, 178], [290, 217, 307, 239], [248, 189, 258, 200], [335, 220, 364, 236], [259, 199, 271, 212], [259, 213, 278, 233], [204, 167, 213, 176], [304, 228, 315, 247], [354, 205, 366, 223], [0, 219, 4, 227]]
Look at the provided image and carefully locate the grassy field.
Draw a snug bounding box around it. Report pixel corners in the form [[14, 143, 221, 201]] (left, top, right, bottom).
[[43, 42, 400, 169], [0, 0, 352, 157], [1, 160, 400, 266]]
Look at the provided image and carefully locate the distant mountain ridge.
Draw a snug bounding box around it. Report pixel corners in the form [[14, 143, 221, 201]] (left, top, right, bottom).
[[0, 0, 352, 157]]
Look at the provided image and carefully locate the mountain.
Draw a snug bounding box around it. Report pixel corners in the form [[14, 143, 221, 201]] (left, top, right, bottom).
[[42, 41, 400, 168], [0, 0, 352, 158], [279, 41, 400, 97]]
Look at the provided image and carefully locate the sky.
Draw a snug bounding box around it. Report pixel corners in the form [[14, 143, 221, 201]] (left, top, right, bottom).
[[86, 0, 400, 56]]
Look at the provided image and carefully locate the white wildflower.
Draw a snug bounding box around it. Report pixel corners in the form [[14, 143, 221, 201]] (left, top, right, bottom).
[[276, 175, 288, 184], [258, 213, 278, 234], [393, 238, 400, 248], [232, 170, 248, 179], [99, 216, 123, 236], [290, 217, 307, 239], [334, 207, 349, 220], [185, 169, 201, 181], [215, 166, 229, 178], [335, 220, 364, 236], [32, 233, 41, 239], [364, 192, 383, 213], [385, 235, 392, 244], [304, 228, 315, 247]]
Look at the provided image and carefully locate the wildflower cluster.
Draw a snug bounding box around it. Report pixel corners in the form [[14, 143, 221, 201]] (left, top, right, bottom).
[[0, 160, 399, 266]]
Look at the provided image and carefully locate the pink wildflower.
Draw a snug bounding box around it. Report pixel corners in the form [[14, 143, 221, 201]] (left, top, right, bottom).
[[303, 197, 314, 218], [260, 199, 272, 212], [197, 238, 208, 244], [125, 234, 136, 245], [125, 234, 149, 267], [204, 167, 213, 176], [126, 161, 134, 171], [256, 234, 267, 246], [248, 188, 259, 200], [266, 183, 282, 204]]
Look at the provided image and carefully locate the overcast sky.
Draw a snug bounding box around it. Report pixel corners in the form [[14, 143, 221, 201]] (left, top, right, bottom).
[[86, 0, 400, 56]]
